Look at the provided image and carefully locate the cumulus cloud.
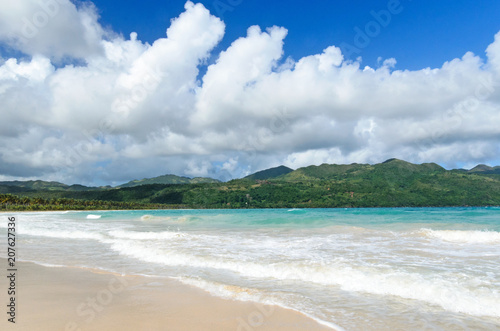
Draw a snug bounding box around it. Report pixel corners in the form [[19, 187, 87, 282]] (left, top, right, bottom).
[[0, 0, 104, 60], [0, 1, 500, 185]]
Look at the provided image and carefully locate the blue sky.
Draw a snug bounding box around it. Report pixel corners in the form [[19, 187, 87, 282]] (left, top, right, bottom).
[[91, 0, 500, 70], [0, 0, 500, 185]]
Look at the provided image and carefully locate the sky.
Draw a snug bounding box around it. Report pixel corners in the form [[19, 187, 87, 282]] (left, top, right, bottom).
[[0, 0, 500, 186]]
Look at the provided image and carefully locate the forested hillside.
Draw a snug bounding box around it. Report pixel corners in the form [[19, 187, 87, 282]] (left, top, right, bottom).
[[2, 159, 499, 210]]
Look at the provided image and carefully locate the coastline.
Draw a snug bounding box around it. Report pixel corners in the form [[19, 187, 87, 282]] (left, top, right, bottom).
[[2, 205, 499, 213], [0, 260, 334, 331]]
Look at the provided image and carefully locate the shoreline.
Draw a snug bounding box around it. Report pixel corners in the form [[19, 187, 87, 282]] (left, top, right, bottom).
[[1, 205, 499, 213], [0, 260, 335, 330]]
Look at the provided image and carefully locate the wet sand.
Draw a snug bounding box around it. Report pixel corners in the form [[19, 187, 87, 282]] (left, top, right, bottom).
[[0, 260, 333, 330]]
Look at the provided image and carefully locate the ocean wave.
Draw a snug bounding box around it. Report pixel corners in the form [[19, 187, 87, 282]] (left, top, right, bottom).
[[177, 276, 345, 331], [420, 229, 500, 244], [108, 229, 186, 240], [86, 214, 101, 219], [19, 228, 105, 240], [140, 214, 196, 222], [140, 214, 174, 221], [140, 214, 155, 221], [178, 277, 267, 302], [110, 240, 500, 318], [21, 260, 67, 268]]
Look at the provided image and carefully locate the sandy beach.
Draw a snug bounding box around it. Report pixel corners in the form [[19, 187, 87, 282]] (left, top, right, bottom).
[[0, 260, 332, 331]]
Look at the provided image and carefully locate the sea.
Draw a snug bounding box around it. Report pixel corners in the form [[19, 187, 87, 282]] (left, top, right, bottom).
[[2, 207, 500, 330]]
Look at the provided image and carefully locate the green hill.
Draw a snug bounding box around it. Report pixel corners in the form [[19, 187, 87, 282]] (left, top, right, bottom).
[[0, 180, 106, 193], [468, 164, 500, 175], [280, 163, 370, 181], [2, 159, 500, 210], [279, 159, 445, 182], [117, 174, 220, 188], [0, 180, 70, 191], [244, 165, 293, 180]]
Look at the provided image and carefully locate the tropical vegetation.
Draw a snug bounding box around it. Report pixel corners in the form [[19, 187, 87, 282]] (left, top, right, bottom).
[[1, 159, 499, 211]]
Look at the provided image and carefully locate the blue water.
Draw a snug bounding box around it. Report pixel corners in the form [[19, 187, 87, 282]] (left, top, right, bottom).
[[3, 207, 500, 330]]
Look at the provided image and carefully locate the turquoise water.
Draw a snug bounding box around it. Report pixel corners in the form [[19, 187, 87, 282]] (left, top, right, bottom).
[[3, 207, 500, 330]]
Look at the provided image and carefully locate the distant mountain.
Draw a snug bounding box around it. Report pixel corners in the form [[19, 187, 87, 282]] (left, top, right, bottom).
[[279, 158, 445, 182], [468, 164, 500, 175], [3, 159, 500, 210], [281, 163, 369, 181], [0, 180, 103, 193], [117, 174, 220, 188], [0, 180, 70, 191], [244, 165, 293, 180], [67, 184, 104, 191], [377, 158, 445, 173]]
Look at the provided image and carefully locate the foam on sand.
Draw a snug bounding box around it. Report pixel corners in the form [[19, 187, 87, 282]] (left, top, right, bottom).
[[2, 261, 330, 331], [421, 228, 500, 244], [109, 238, 500, 318], [108, 229, 186, 240], [177, 276, 345, 331], [19, 228, 105, 240]]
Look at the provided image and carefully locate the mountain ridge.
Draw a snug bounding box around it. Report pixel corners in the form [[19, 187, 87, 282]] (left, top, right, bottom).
[[244, 165, 293, 180], [468, 164, 500, 175], [117, 174, 221, 188], [1, 159, 499, 192], [2, 158, 500, 210]]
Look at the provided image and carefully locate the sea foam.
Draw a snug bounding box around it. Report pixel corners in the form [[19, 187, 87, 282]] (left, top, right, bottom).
[[421, 229, 500, 244], [8, 208, 500, 329], [19, 228, 104, 240], [177, 276, 346, 331], [108, 229, 186, 240], [109, 238, 500, 318]]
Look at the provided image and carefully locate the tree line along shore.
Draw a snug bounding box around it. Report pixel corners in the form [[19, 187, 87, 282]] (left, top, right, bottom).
[[2, 159, 500, 211]]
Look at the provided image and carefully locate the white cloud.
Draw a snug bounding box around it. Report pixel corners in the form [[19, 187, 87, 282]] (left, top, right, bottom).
[[0, 1, 500, 185], [192, 25, 287, 130], [0, 0, 105, 60], [486, 31, 500, 73]]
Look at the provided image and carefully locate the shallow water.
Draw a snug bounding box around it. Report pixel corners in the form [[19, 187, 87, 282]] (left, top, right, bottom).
[[3, 207, 500, 330]]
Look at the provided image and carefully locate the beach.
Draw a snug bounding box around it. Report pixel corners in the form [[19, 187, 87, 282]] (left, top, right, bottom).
[[0, 260, 331, 331], [1, 208, 500, 330]]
